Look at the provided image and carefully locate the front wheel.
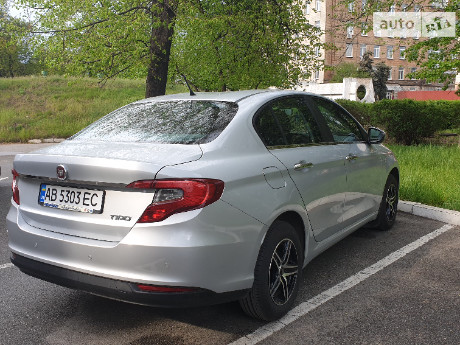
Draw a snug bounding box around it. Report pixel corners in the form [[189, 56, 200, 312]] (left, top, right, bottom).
[[374, 174, 399, 231], [239, 220, 303, 321]]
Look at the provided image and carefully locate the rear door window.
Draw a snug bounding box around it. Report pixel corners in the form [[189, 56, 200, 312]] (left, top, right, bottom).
[[254, 97, 323, 148]]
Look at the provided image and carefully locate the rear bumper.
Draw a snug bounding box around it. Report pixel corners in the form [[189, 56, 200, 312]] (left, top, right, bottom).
[[7, 201, 263, 294], [11, 253, 248, 307]]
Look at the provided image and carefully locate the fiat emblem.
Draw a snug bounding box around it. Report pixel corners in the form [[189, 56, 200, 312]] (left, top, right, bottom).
[[56, 165, 68, 180]]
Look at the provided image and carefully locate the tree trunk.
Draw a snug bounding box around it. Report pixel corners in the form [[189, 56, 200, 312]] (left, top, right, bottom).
[[145, 1, 177, 98]]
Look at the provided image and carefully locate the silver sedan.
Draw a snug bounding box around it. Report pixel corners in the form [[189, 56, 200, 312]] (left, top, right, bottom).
[[7, 90, 398, 320]]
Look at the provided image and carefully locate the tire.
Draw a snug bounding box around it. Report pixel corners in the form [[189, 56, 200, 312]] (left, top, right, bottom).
[[239, 220, 303, 321], [374, 174, 399, 231]]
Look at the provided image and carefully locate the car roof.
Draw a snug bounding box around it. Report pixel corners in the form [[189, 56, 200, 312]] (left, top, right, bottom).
[[136, 89, 317, 104]]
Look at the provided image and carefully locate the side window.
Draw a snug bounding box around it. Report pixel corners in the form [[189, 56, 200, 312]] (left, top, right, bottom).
[[254, 97, 323, 147], [312, 97, 365, 143]]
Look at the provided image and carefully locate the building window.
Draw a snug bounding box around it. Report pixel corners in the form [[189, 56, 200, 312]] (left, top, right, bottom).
[[398, 67, 404, 80], [361, 22, 368, 36], [347, 26, 354, 39], [314, 46, 320, 57], [410, 67, 417, 80], [387, 45, 394, 59], [388, 68, 393, 80], [402, 3, 408, 11], [315, 69, 320, 80], [346, 44, 353, 57], [362, 0, 367, 10], [315, 20, 321, 29], [348, 1, 354, 12], [390, 4, 396, 12], [400, 46, 406, 59], [360, 44, 367, 58], [374, 45, 380, 58], [315, 0, 321, 11], [414, 4, 421, 12], [305, 1, 311, 14]]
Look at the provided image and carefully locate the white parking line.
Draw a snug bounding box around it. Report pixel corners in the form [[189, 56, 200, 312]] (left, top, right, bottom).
[[0, 177, 9, 181], [229, 224, 454, 345], [0, 263, 14, 270]]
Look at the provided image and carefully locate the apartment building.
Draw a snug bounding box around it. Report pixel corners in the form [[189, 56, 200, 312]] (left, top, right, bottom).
[[305, 0, 424, 86]]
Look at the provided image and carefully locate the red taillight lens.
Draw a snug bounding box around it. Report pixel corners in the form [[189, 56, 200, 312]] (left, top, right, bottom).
[[126, 179, 224, 223], [12, 169, 20, 205]]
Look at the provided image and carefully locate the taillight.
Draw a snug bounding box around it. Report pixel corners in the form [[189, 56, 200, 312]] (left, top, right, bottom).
[[12, 169, 20, 205], [126, 179, 224, 223]]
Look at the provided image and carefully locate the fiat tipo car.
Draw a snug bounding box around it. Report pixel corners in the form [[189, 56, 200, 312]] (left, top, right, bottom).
[[7, 90, 398, 320]]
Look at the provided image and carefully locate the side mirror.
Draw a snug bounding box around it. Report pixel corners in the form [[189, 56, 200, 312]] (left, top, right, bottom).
[[368, 127, 385, 144]]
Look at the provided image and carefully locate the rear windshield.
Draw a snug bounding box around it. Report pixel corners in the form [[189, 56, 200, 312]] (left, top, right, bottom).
[[70, 100, 238, 144]]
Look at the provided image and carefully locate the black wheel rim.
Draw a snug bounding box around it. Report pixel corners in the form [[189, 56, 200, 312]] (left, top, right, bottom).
[[268, 238, 299, 306], [385, 183, 397, 222]]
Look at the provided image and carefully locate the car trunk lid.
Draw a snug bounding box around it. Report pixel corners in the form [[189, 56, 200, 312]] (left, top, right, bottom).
[[13, 141, 202, 242]]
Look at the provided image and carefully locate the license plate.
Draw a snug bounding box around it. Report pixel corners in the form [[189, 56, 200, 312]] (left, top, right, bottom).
[[38, 184, 105, 214]]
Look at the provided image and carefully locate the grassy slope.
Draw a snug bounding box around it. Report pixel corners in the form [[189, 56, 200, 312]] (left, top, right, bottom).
[[0, 76, 187, 142], [389, 145, 460, 211]]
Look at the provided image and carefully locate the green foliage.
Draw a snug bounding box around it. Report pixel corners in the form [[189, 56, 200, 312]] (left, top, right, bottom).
[[389, 145, 460, 211], [0, 75, 187, 142], [404, 1, 460, 88], [373, 99, 451, 145], [18, 0, 179, 97], [18, 0, 323, 95], [329, 63, 370, 83], [358, 52, 390, 101], [339, 99, 460, 145], [372, 63, 390, 101], [0, 5, 41, 77], [335, 99, 373, 126], [170, 0, 322, 91]]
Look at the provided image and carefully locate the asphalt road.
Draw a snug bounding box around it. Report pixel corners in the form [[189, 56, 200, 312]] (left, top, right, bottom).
[[1, 145, 459, 345]]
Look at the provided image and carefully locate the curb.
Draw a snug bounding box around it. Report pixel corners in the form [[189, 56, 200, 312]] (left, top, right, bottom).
[[399, 200, 460, 226], [27, 138, 65, 144]]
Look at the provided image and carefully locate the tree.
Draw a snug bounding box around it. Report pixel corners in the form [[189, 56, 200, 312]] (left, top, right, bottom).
[[0, 2, 40, 77], [372, 63, 390, 101], [359, 51, 390, 101], [329, 62, 370, 82], [18, 0, 179, 97], [170, 0, 322, 91], [17, 0, 322, 96]]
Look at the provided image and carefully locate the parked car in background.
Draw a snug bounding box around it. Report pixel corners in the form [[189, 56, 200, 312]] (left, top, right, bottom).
[[7, 90, 398, 320]]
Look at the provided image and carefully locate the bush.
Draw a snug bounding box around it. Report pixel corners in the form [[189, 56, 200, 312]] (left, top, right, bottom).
[[335, 99, 374, 126], [339, 99, 460, 145]]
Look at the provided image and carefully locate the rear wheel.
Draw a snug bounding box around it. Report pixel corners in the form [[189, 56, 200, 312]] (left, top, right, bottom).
[[374, 174, 398, 231], [240, 220, 303, 321]]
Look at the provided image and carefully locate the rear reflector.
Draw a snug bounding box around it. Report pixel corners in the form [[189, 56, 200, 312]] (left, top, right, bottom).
[[136, 284, 197, 293], [126, 179, 224, 223], [12, 169, 20, 205]]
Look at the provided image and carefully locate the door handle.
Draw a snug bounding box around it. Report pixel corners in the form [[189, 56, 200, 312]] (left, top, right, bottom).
[[346, 154, 358, 161], [294, 162, 314, 171]]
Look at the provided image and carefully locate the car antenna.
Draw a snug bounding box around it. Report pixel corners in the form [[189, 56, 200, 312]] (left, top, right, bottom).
[[181, 73, 196, 96]]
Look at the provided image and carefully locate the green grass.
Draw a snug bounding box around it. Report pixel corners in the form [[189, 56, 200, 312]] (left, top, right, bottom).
[[388, 144, 460, 211], [0, 75, 188, 142]]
